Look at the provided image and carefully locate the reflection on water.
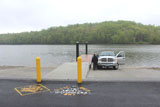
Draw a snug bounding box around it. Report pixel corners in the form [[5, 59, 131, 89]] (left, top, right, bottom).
[[0, 45, 159, 67]]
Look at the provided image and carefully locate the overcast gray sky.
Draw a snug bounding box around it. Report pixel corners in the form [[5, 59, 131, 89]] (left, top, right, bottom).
[[0, 0, 160, 34]]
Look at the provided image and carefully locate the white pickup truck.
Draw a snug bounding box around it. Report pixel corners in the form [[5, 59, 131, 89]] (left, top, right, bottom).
[[97, 51, 125, 70]]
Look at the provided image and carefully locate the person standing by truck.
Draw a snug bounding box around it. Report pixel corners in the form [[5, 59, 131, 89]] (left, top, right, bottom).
[[92, 54, 98, 70]]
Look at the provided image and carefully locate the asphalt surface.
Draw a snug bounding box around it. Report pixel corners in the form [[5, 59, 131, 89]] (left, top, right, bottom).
[[1, 79, 160, 107]]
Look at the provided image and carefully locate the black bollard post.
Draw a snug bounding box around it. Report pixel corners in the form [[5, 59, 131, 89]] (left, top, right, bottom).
[[85, 41, 88, 55], [76, 41, 79, 61]]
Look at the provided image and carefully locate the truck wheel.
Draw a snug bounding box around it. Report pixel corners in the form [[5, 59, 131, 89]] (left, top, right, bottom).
[[113, 64, 119, 70]]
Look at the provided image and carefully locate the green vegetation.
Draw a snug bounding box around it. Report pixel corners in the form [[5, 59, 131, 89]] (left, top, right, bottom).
[[0, 20, 160, 44]]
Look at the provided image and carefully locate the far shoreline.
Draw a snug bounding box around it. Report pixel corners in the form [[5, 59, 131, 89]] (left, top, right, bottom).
[[0, 43, 160, 45]]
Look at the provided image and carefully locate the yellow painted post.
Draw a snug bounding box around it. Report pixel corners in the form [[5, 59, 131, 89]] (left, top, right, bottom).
[[36, 57, 41, 83], [77, 57, 82, 84]]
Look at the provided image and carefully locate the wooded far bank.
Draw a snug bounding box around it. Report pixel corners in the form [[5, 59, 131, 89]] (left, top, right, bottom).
[[0, 20, 160, 44]]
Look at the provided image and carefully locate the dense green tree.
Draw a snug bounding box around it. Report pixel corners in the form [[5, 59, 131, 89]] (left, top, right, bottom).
[[0, 20, 160, 44]]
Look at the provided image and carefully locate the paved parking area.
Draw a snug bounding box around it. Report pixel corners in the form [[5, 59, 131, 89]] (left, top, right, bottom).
[[87, 66, 160, 81], [1, 80, 160, 107]]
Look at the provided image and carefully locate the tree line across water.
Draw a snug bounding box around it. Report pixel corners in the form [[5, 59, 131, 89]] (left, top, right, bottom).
[[0, 20, 160, 44]]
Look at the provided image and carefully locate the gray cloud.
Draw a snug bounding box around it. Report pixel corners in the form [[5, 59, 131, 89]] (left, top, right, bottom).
[[0, 0, 160, 34]]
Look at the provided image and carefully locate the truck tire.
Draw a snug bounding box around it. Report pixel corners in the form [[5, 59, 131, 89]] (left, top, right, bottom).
[[113, 64, 119, 70]]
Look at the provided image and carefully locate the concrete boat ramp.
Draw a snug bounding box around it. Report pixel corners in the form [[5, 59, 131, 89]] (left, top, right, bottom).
[[43, 55, 93, 80], [43, 62, 90, 80]]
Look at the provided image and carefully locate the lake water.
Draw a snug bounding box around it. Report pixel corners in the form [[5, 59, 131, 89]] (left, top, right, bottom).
[[0, 45, 159, 67]]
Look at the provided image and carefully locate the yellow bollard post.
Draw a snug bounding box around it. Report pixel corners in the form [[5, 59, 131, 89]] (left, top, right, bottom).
[[77, 57, 82, 84], [36, 57, 41, 83]]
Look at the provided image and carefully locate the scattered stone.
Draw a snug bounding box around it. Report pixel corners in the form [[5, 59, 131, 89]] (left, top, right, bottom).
[[53, 86, 91, 96]]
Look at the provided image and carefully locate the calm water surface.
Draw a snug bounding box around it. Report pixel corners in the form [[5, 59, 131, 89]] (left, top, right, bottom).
[[0, 45, 159, 67]]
